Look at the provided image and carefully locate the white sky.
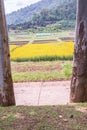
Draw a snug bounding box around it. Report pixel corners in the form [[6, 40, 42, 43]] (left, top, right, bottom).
[[4, 0, 40, 14]]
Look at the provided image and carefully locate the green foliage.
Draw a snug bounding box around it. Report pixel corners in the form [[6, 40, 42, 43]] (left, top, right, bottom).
[[30, 0, 76, 28], [7, 0, 76, 31], [62, 63, 72, 78], [7, 0, 72, 25], [29, 20, 75, 33]]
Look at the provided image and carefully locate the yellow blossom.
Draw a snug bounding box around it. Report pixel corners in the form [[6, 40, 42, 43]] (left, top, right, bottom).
[[10, 41, 74, 60]]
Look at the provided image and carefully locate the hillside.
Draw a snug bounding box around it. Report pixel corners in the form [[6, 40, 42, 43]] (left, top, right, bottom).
[[8, 0, 76, 31], [6, 0, 74, 25]]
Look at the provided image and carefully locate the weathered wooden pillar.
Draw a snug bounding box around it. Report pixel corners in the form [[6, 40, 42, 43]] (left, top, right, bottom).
[[70, 0, 87, 102], [0, 0, 15, 106]]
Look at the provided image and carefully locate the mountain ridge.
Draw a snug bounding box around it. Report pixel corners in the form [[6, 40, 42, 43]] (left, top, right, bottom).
[[6, 0, 72, 25]]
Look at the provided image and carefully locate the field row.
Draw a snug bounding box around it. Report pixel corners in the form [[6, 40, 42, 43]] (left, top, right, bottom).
[[10, 41, 74, 61], [11, 61, 72, 82]]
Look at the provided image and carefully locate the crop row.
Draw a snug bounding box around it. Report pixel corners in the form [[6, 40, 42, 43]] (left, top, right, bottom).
[[10, 42, 74, 61]]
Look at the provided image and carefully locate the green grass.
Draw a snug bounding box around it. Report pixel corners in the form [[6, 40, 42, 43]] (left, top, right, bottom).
[[11, 56, 73, 62], [12, 71, 65, 82], [0, 104, 87, 130], [12, 61, 72, 82], [62, 63, 72, 78]]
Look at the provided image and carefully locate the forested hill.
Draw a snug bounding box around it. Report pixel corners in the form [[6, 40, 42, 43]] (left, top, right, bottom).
[[6, 0, 76, 25]]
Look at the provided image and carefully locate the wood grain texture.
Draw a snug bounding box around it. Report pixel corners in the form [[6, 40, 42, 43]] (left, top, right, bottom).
[[70, 0, 87, 102], [0, 0, 15, 106]]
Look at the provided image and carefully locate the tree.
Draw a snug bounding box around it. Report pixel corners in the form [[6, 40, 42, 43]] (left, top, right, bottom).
[[70, 0, 87, 102], [0, 0, 15, 106]]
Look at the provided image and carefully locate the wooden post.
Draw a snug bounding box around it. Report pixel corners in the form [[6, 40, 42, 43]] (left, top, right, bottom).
[[0, 0, 15, 106], [70, 0, 87, 102]]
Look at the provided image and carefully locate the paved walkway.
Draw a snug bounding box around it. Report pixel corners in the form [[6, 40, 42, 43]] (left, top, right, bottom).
[[14, 81, 70, 106]]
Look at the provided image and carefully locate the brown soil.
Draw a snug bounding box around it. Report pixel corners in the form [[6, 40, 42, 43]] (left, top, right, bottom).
[[11, 62, 62, 72]]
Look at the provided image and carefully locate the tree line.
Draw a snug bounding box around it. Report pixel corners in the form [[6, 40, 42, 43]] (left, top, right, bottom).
[[8, 0, 76, 30]]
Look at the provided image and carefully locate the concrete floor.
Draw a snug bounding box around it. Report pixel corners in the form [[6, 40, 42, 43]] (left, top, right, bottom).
[[14, 81, 70, 106]]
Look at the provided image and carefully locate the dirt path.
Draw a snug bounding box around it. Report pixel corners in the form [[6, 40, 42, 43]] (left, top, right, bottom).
[[14, 81, 70, 106]]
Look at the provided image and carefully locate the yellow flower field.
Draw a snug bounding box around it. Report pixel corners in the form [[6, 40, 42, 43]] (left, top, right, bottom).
[[10, 41, 74, 61], [10, 45, 17, 51]]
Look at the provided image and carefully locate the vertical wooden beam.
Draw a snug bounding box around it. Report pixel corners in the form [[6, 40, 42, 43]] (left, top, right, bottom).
[[70, 0, 87, 102], [0, 0, 15, 106]]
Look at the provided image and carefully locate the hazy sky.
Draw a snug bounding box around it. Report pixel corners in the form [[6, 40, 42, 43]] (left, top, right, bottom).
[[4, 0, 40, 14]]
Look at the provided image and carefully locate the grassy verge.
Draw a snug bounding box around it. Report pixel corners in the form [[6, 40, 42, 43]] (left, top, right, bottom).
[[11, 56, 73, 62], [11, 61, 72, 82], [0, 104, 87, 130]]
